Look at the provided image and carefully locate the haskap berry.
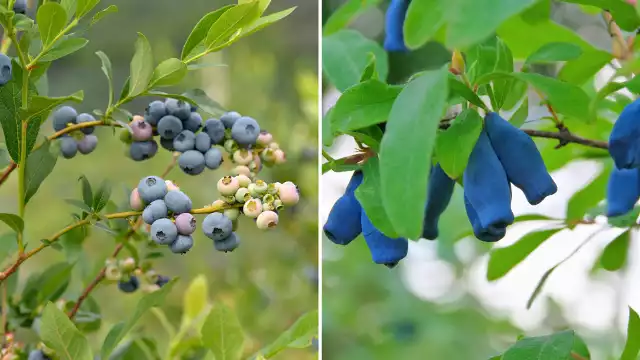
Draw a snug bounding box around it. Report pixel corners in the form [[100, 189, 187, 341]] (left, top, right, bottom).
[[13, 0, 26, 15], [323, 171, 363, 245], [422, 164, 455, 240], [214, 232, 240, 252], [606, 167, 640, 217], [384, 0, 409, 52], [150, 218, 178, 245]]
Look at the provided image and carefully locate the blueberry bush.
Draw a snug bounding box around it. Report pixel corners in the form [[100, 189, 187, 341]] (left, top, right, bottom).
[[323, 0, 640, 358], [0, 0, 318, 359]]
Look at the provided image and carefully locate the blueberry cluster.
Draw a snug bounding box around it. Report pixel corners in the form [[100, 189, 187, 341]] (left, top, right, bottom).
[[131, 176, 196, 254], [324, 112, 557, 267], [104, 256, 170, 294], [51, 106, 99, 159]]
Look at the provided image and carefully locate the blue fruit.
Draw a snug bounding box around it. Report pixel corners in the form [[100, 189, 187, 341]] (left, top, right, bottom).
[[606, 167, 640, 217], [164, 190, 192, 214], [165, 98, 191, 121], [28, 350, 51, 360], [221, 111, 241, 129], [173, 130, 196, 152], [195, 132, 212, 153], [610, 98, 640, 169], [160, 137, 175, 151], [203, 118, 225, 144], [156, 275, 170, 287], [204, 147, 223, 169], [118, 276, 139, 293], [0, 54, 12, 86], [129, 140, 158, 161], [13, 0, 26, 14], [464, 196, 507, 242], [77, 135, 98, 154], [59, 137, 78, 159], [361, 209, 408, 265], [202, 213, 233, 241], [142, 199, 168, 225], [52, 106, 77, 131], [323, 171, 363, 245], [170, 235, 194, 254], [384, 0, 409, 52], [150, 218, 178, 245], [422, 164, 455, 240], [463, 129, 514, 232], [178, 150, 206, 175], [76, 113, 96, 134], [157, 115, 183, 140], [137, 176, 168, 203], [145, 100, 167, 126], [485, 112, 557, 205], [214, 232, 240, 252], [184, 112, 203, 132], [231, 117, 260, 146]]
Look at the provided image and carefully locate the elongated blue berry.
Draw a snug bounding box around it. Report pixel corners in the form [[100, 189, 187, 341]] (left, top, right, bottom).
[[422, 164, 455, 240], [464, 196, 507, 242], [485, 112, 557, 205], [361, 209, 408, 265], [610, 99, 640, 169], [606, 167, 640, 217], [463, 129, 514, 232], [384, 0, 409, 52], [323, 171, 363, 245]]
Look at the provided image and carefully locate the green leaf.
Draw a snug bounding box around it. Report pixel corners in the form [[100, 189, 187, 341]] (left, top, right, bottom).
[[403, 0, 445, 49], [204, 2, 261, 50], [149, 58, 187, 88], [38, 37, 88, 63], [176, 89, 225, 117], [600, 230, 630, 271], [183, 274, 209, 323], [559, 49, 613, 86], [90, 4, 117, 26], [355, 156, 398, 237], [323, 30, 388, 92], [525, 42, 583, 64], [37, 3, 67, 47], [487, 229, 561, 281], [95, 51, 113, 106], [379, 67, 448, 239], [448, 76, 487, 110], [330, 80, 401, 133], [92, 179, 111, 212], [621, 307, 640, 360], [567, 162, 610, 220], [24, 140, 57, 204], [76, 0, 100, 18], [359, 53, 378, 82], [200, 303, 245, 360], [23, 91, 84, 120], [78, 175, 93, 208], [181, 6, 233, 60], [257, 310, 318, 358], [510, 97, 529, 128], [233, 6, 296, 41], [561, 0, 640, 31], [435, 109, 482, 179], [40, 302, 93, 360], [502, 330, 574, 360], [101, 278, 177, 359], [65, 199, 92, 213], [128, 33, 154, 97], [60, 0, 77, 20], [0, 213, 23, 233], [447, 0, 535, 48], [323, 0, 379, 36], [37, 262, 73, 304]]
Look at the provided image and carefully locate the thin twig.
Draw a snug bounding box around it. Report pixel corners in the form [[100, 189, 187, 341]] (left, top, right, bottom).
[[0, 163, 16, 187]]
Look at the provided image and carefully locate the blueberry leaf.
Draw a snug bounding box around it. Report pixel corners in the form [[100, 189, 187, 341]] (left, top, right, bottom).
[[23, 90, 84, 120], [92, 179, 111, 212], [59, 0, 77, 21], [181, 6, 233, 60], [435, 109, 482, 179], [37, 3, 67, 47], [253, 310, 318, 358], [149, 58, 187, 88], [502, 330, 574, 360], [90, 4, 117, 27], [179, 89, 225, 117], [24, 140, 57, 204], [40, 302, 93, 360], [621, 307, 640, 360], [379, 66, 449, 239], [232, 6, 296, 43], [204, 2, 261, 50], [182, 274, 208, 323], [128, 33, 154, 97], [200, 303, 245, 360], [76, 0, 100, 18], [95, 51, 114, 106], [0, 213, 23, 233], [39, 37, 89, 62]]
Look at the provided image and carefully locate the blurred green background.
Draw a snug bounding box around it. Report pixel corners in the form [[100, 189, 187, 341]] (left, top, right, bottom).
[[0, 0, 319, 358]]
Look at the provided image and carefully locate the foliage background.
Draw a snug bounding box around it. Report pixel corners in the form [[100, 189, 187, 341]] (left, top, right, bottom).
[[322, 0, 639, 359], [0, 0, 319, 358]]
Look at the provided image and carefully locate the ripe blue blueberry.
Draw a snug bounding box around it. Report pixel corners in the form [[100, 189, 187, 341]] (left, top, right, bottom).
[[28, 350, 50, 360], [221, 111, 241, 129], [231, 117, 260, 146], [137, 176, 168, 203], [150, 218, 179, 245], [0, 54, 12, 86], [142, 199, 168, 225], [195, 132, 212, 153], [178, 150, 206, 175], [202, 213, 233, 241], [203, 118, 225, 144], [129, 140, 158, 161], [165, 98, 191, 121], [52, 106, 77, 131], [156, 275, 170, 287], [118, 276, 140, 293], [164, 190, 193, 214], [157, 115, 183, 140], [203, 148, 222, 170], [77, 134, 98, 155], [175, 213, 196, 235], [59, 136, 78, 159], [160, 137, 175, 151], [173, 130, 196, 153], [170, 234, 194, 254], [184, 112, 203, 132], [76, 113, 96, 134], [144, 100, 167, 126], [361, 209, 409, 265], [13, 0, 26, 14], [214, 232, 240, 252]]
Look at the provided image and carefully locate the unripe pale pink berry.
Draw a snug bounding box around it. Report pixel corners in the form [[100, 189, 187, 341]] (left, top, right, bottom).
[[233, 149, 253, 165], [278, 181, 299, 206], [232, 165, 251, 177], [256, 210, 278, 230], [224, 208, 240, 221], [263, 201, 275, 212], [267, 182, 280, 195], [119, 257, 136, 272], [175, 213, 196, 235], [165, 180, 180, 192], [130, 116, 153, 141], [235, 187, 251, 203], [261, 148, 276, 163], [236, 174, 251, 187], [254, 180, 268, 194], [243, 198, 263, 218], [273, 149, 286, 164], [217, 176, 240, 196], [130, 188, 144, 210], [257, 132, 273, 146], [269, 142, 280, 150], [253, 154, 262, 169]]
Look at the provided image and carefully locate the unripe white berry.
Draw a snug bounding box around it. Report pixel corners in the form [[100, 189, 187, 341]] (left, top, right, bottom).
[[243, 198, 263, 218], [236, 174, 251, 187], [273, 149, 286, 164], [217, 176, 240, 196], [130, 188, 144, 210], [256, 211, 279, 230], [235, 187, 251, 203], [233, 149, 253, 165], [232, 165, 251, 177]]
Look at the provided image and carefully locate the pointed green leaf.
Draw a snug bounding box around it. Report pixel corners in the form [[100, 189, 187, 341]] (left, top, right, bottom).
[[323, 0, 378, 36], [404, 0, 445, 49], [40, 302, 93, 360], [0, 213, 23, 233], [23, 91, 84, 120], [234, 6, 295, 41], [95, 51, 113, 106], [201, 303, 245, 360], [204, 2, 261, 50], [502, 330, 574, 360], [60, 0, 77, 20], [39, 37, 88, 62], [257, 310, 318, 358], [330, 80, 401, 133], [37, 3, 67, 46], [621, 307, 640, 360], [90, 4, 117, 26], [24, 140, 58, 204], [92, 179, 111, 212], [149, 58, 187, 88], [561, 0, 640, 32], [128, 33, 153, 97], [525, 42, 583, 64], [510, 97, 529, 128], [600, 230, 630, 271], [78, 175, 93, 208], [181, 6, 234, 60], [567, 163, 610, 220], [76, 0, 100, 18], [435, 109, 482, 179]]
